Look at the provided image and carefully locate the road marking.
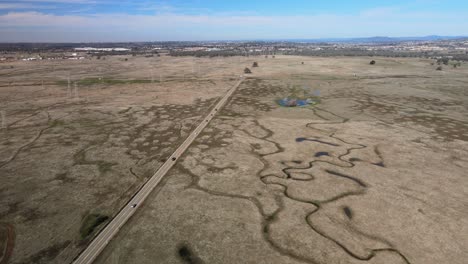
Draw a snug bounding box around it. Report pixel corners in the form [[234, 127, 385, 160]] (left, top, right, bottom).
[[73, 77, 244, 264]]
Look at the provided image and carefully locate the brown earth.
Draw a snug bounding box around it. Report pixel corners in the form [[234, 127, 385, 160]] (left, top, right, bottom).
[[94, 56, 468, 264], [0, 55, 249, 263]]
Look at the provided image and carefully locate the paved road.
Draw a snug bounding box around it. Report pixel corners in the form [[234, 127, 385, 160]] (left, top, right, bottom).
[[72, 77, 244, 264]]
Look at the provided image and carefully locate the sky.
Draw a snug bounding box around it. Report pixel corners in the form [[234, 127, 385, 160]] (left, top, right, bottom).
[[0, 0, 467, 42]]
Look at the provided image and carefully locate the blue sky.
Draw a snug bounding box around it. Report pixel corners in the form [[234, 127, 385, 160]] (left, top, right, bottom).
[[0, 0, 467, 42]]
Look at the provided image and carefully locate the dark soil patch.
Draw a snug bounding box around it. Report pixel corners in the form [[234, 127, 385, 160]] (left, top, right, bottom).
[[296, 137, 340, 146], [372, 161, 385, 167], [343, 206, 353, 219], [315, 152, 329, 157], [177, 244, 203, 264], [0, 224, 15, 264], [79, 214, 109, 239]]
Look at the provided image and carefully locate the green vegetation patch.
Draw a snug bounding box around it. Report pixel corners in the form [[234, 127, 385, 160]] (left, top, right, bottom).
[[49, 119, 66, 127], [96, 161, 117, 174], [277, 84, 321, 107], [79, 214, 109, 239]]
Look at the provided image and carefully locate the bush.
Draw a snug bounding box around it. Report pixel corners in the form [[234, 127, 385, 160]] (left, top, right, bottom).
[[437, 57, 450, 65], [252, 62, 259, 67], [436, 66, 443, 71], [244, 67, 252, 74], [80, 214, 109, 239], [370, 60, 376, 65]]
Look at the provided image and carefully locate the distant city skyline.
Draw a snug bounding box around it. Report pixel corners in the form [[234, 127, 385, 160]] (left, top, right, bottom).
[[0, 0, 467, 42]]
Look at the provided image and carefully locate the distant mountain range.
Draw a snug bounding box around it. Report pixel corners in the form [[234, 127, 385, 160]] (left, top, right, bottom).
[[1, 35, 467, 45], [278, 35, 468, 43]]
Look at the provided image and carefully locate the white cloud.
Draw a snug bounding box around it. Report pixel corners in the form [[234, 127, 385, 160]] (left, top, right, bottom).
[[0, 3, 50, 9], [15, 0, 97, 3], [360, 7, 400, 17], [0, 9, 466, 42]]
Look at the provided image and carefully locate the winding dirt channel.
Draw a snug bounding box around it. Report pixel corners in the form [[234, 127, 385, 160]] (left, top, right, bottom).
[[96, 74, 467, 264]]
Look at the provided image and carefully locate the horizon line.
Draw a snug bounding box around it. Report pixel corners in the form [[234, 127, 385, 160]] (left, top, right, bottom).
[[1, 35, 468, 44]]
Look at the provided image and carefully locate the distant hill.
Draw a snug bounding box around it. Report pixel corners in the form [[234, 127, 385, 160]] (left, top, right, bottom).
[[278, 35, 468, 43]]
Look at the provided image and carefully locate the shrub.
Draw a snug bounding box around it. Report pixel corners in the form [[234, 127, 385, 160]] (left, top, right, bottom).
[[244, 67, 252, 74], [252, 62, 258, 67], [437, 57, 450, 65], [370, 60, 376, 65], [436, 66, 443, 71], [80, 214, 109, 239]]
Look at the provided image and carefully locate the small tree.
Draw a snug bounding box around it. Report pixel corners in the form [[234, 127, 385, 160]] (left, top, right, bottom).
[[252, 62, 259, 67], [370, 60, 376, 65], [244, 67, 252, 74]]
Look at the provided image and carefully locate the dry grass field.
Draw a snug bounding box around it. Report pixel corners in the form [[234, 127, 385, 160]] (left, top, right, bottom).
[[1, 55, 468, 264], [0, 55, 246, 263], [96, 56, 467, 264]]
